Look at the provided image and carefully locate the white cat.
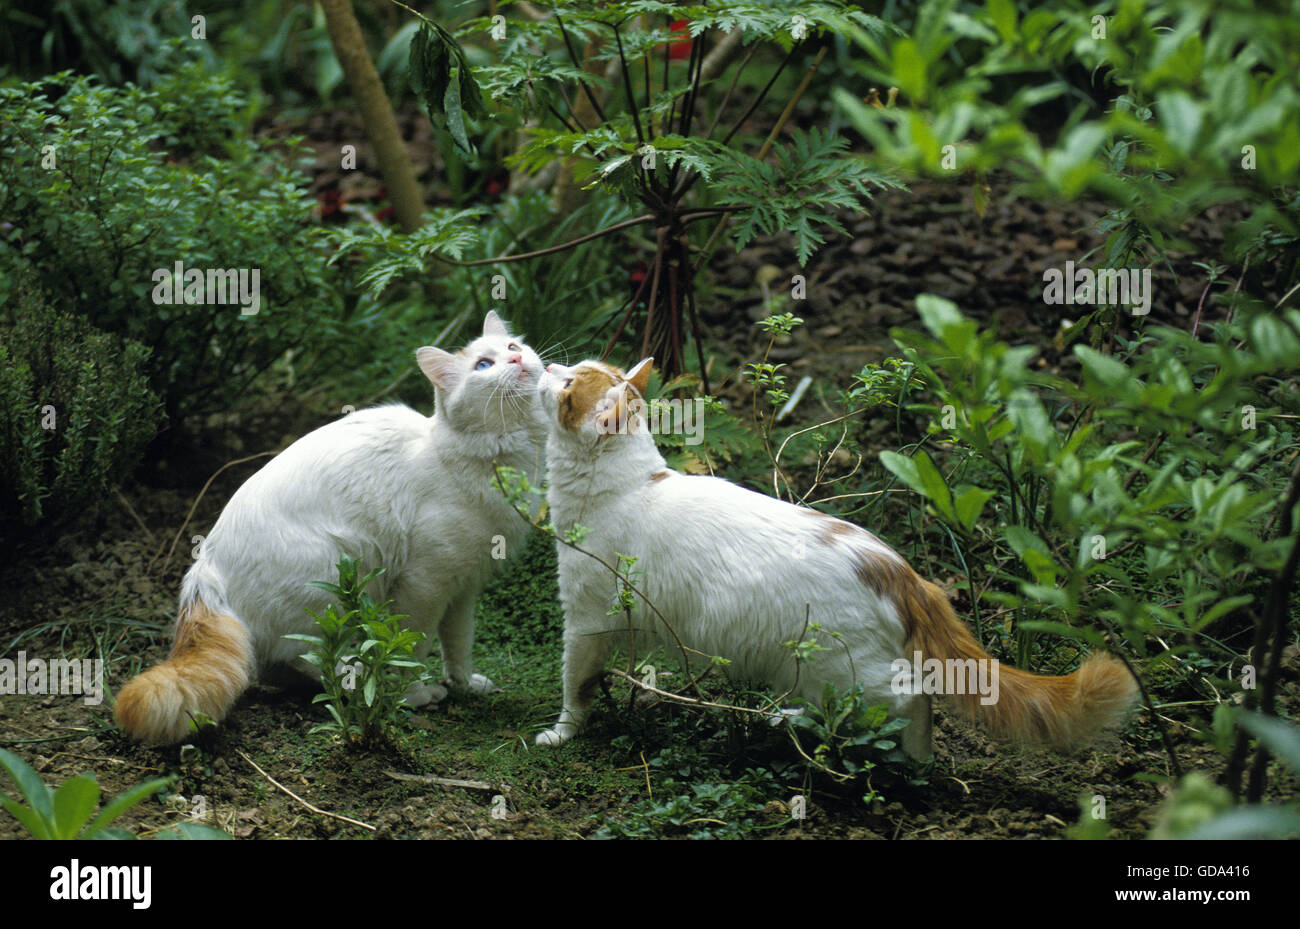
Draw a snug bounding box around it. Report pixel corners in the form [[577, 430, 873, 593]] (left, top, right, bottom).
[[116, 311, 547, 743], [533, 357, 1137, 757]]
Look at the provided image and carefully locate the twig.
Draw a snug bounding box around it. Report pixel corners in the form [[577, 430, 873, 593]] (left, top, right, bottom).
[[604, 668, 782, 718], [116, 490, 155, 545], [1112, 651, 1182, 779], [554, 14, 610, 125], [429, 213, 657, 267], [150, 452, 278, 576], [237, 750, 376, 831], [383, 770, 495, 791]]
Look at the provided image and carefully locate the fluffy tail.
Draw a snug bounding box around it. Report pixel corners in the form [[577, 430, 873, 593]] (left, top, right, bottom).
[[898, 573, 1137, 748], [115, 602, 252, 743]]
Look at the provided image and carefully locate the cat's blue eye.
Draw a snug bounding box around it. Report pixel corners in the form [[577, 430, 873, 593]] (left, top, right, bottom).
[[476, 358, 493, 371]]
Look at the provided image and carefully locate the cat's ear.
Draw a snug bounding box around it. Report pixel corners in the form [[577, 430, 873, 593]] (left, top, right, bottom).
[[483, 310, 510, 338], [416, 346, 462, 390], [625, 357, 654, 397]]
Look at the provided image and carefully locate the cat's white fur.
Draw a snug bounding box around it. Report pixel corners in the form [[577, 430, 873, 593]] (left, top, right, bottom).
[[116, 311, 547, 743], [533, 358, 1137, 757]]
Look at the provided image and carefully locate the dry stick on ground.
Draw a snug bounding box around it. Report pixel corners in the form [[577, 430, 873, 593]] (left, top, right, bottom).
[[149, 451, 277, 577], [383, 770, 494, 791], [322, 0, 424, 233], [237, 749, 376, 832]]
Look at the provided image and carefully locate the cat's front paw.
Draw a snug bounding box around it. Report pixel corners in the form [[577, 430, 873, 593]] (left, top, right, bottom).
[[444, 673, 498, 696], [535, 725, 575, 747], [402, 681, 449, 708], [467, 673, 497, 695]]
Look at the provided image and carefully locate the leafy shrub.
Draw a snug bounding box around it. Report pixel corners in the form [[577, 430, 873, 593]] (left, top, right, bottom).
[[0, 67, 342, 424], [0, 275, 161, 542], [286, 554, 430, 748]]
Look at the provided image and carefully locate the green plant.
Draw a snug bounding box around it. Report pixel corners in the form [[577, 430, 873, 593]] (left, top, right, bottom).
[[0, 67, 342, 425], [788, 682, 918, 804], [286, 554, 430, 748], [0, 748, 227, 840], [594, 736, 788, 839], [0, 273, 161, 542]]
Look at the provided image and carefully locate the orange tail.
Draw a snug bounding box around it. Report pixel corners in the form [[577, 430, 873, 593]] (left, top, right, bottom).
[[115, 602, 252, 743], [898, 573, 1137, 748]]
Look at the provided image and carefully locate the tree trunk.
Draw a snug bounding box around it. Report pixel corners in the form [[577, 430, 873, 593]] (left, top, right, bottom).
[[319, 0, 425, 233]]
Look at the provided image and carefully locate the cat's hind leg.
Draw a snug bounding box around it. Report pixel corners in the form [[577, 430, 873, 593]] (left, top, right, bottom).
[[900, 693, 933, 760]]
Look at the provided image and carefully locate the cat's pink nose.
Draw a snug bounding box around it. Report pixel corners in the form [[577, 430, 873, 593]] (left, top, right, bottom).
[[508, 353, 523, 366], [547, 363, 562, 374]]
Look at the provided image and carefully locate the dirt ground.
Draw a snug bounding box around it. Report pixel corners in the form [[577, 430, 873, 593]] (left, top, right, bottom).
[[2, 166, 1295, 841]]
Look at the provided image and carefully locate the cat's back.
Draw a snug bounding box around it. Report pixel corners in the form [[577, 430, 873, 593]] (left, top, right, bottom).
[[210, 404, 433, 535]]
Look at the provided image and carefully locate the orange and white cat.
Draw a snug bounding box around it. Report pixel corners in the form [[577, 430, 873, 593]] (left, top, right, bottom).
[[116, 312, 547, 743], [533, 357, 1137, 757]]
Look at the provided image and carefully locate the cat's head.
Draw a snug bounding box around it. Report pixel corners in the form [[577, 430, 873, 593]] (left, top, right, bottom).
[[540, 357, 654, 445], [415, 311, 545, 431]]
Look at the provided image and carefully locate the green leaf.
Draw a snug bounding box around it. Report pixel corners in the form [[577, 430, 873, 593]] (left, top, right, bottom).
[[986, 0, 1018, 43], [90, 827, 137, 840], [52, 775, 100, 840], [1183, 806, 1300, 840], [1073, 345, 1131, 389], [879, 449, 955, 523], [892, 38, 927, 103], [953, 485, 994, 531], [81, 777, 173, 839], [0, 747, 54, 825], [410, 21, 486, 157], [1, 796, 52, 840]]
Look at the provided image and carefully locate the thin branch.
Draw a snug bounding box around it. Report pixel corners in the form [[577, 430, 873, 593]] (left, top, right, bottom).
[[150, 452, 278, 576], [238, 750, 376, 832], [430, 213, 656, 267], [493, 465, 703, 697], [1112, 652, 1182, 779], [704, 40, 760, 141], [554, 14, 610, 125], [611, 23, 646, 144]]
